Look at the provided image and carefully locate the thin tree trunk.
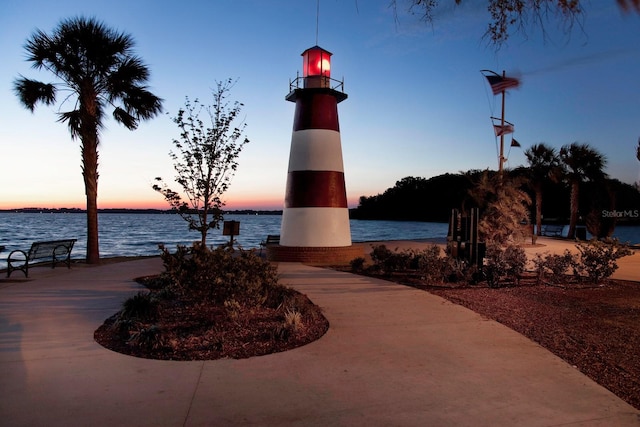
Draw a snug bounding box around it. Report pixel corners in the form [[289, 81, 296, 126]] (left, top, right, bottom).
[[535, 185, 543, 236], [201, 208, 208, 246], [568, 179, 579, 239]]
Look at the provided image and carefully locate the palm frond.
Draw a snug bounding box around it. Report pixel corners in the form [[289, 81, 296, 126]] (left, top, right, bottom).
[[57, 110, 82, 139], [121, 86, 163, 119], [113, 107, 138, 130], [13, 77, 56, 111]]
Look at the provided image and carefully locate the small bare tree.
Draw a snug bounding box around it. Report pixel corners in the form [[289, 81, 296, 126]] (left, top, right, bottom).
[[153, 79, 249, 245]]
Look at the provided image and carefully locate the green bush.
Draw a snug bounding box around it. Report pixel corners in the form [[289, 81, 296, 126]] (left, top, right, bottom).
[[483, 244, 526, 287], [533, 250, 577, 285], [160, 244, 279, 306], [367, 244, 482, 285], [128, 325, 166, 350], [350, 257, 366, 273], [121, 292, 158, 321], [414, 245, 445, 282], [369, 244, 414, 275], [574, 238, 634, 283]]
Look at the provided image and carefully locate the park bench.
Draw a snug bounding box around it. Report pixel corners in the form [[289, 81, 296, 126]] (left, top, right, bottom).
[[259, 235, 280, 254], [7, 239, 77, 278], [539, 224, 564, 237]]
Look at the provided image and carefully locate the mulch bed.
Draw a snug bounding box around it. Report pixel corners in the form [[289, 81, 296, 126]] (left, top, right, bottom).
[[94, 275, 329, 361]]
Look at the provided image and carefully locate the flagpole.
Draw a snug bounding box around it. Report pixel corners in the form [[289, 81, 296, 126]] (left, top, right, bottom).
[[499, 70, 506, 174]]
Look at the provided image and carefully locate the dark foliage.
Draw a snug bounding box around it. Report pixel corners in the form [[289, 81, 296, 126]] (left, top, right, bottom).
[[352, 170, 640, 226]]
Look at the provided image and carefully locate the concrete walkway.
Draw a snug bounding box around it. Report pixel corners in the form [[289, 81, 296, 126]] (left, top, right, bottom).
[[0, 239, 639, 426]]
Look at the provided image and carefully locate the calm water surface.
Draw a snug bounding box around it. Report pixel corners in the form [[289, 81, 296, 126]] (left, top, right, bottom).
[[1, 212, 638, 262], [0, 213, 449, 262]]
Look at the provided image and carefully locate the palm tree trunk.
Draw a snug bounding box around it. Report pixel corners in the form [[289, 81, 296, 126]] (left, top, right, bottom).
[[83, 137, 100, 264], [568, 179, 579, 239]]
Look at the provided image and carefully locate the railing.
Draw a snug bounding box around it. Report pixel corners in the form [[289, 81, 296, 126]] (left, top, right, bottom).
[[288, 72, 345, 93]]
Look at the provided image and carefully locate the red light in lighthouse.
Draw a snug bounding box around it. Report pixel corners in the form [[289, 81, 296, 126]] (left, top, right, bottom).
[[302, 46, 331, 78]]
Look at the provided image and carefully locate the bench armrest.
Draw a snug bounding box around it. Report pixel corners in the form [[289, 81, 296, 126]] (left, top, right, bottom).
[[7, 249, 28, 264]]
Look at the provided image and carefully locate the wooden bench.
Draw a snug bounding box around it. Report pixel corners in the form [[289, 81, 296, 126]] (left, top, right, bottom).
[[539, 225, 564, 237], [7, 239, 77, 278], [259, 235, 280, 254]]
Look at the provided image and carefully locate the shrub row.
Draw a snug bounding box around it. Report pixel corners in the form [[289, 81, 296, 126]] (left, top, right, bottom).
[[534, 238, 633, 284], [356, 238, 633, 287]]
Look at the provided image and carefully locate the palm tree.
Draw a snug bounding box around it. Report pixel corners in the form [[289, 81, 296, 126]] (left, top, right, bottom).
[[559, 143, 607, 239], [14, 17, 163, 263], [524, 143, 561, 236]]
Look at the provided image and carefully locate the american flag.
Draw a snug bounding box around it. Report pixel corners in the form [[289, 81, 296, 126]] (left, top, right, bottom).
[[493, 124, 514, 136], [485, 75, 520, 95]]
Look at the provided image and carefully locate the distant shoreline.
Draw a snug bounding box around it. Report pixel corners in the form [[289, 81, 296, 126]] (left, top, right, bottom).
[[0, 208, 284, 215], [2, 208, 639, 226]]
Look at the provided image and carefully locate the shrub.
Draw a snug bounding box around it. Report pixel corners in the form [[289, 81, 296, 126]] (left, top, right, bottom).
[[483, 244, 526, 287], [128, 325, 166, 350], [574, 238, 634, 283], [369, 244, 413, 275], [110, 317, 135, 339], [443, 257, 481, 284], [367, 244, 482, 285], [533, 250, 577, 285], [414, 245, 445, 282], [160, 244, 279, 306], [350, 257, 366, 273], [121, 292, 157, 320], [284, 309, 304, 332]]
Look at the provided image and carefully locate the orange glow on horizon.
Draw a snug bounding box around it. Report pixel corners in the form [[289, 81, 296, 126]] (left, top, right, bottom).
[[0, 197, 286, 211]]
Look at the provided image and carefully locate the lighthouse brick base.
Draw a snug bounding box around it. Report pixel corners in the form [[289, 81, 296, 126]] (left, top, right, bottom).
[[266, 244, 363, 265]]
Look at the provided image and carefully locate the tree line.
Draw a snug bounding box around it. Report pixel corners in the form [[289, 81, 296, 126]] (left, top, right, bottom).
[[352, 143, 640, 238]]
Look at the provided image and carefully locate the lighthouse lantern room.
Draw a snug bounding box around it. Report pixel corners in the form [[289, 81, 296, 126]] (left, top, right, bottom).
[[302, 46, 331, 88]]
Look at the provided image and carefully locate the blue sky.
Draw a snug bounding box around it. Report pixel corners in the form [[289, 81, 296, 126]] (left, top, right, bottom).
[[1, 0, 639, 210]]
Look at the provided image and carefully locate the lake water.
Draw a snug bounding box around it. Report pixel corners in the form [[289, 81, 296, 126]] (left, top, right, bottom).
[[0, 213, 450, 262], [1, 212, 638, 263]]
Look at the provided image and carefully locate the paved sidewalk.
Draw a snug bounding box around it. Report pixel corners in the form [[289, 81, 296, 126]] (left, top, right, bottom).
[[0, 243, 639, 426]]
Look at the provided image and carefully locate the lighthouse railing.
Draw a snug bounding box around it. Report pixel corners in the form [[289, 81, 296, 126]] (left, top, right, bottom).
[[289, 75, 345, 93]]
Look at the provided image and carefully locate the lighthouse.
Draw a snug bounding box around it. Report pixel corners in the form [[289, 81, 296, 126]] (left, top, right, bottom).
[[268, 46, 362, 264]]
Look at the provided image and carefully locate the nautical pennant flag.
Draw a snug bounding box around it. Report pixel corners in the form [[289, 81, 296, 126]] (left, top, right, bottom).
[[485, 74, 520, 95], [511, 138, 521, 147], [493, 123, 514, 136]]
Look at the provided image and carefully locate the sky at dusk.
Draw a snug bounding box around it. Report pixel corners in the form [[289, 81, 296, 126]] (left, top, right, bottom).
[[1, 0, 639, 210]]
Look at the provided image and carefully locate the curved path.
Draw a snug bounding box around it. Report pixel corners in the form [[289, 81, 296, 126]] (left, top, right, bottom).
[[0, 241, 638, 426]]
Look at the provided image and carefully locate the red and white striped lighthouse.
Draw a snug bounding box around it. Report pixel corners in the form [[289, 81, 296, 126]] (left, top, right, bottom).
[[268, 46, 362, 264]]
